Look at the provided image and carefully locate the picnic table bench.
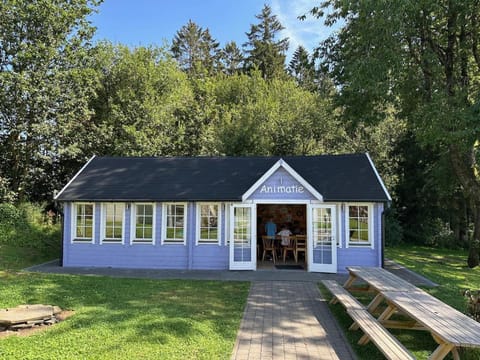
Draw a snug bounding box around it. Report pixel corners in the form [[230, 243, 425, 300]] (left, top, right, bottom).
[[322, 280, 415, 360], [323, 266, 480, 360]]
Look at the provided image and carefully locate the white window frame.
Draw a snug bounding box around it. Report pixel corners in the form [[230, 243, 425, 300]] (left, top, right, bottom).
[[336, 204, 343, 248], [162, 203, 187, 245], [345, 203, 374, 249], [71, 202, 95, 244], [224, 203, 231, 246], [101, 202, 125, 244], [130, 203, 156, 245], [196, 203, 221, 245]]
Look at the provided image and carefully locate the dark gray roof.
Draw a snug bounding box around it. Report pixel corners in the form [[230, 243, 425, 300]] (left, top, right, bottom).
[[55, 154, 390, 202]]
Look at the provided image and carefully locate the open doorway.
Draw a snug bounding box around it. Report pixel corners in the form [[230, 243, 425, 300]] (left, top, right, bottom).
[[256, 204, 307, 270]]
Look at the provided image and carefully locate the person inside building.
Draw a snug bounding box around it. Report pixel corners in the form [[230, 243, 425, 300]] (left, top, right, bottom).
[[277, 225, 292, 246], [265, 217, 277, 238]]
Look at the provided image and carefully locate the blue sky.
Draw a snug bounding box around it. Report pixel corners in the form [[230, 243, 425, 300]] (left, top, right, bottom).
[[90, 0, 337, 59]]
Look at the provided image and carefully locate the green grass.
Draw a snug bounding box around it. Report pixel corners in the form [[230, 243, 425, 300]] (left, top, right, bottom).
[[385, 245, 480, 310], [0, 272, 249, 360], [321, 245, 480, 360], [0, 204, 249, 360]]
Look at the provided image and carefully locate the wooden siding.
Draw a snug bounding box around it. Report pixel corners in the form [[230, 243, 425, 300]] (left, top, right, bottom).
[[62, 201, 385, 272]]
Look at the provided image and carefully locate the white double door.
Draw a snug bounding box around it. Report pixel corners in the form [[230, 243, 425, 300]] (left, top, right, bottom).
[[228, 203, 337, 273]]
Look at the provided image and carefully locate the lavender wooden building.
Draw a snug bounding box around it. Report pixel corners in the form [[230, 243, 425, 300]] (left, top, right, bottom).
[[55, 154, 391, 273]]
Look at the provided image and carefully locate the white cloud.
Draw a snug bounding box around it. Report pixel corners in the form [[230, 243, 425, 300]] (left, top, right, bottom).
[[270, 0, 339, 60]]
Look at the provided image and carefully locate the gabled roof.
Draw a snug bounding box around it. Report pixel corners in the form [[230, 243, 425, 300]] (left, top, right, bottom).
[[54, 154, 391, 202], [241, 158, 324, 201]]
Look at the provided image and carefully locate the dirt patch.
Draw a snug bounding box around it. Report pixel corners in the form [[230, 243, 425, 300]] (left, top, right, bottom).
[[0, 310, 74, 338]]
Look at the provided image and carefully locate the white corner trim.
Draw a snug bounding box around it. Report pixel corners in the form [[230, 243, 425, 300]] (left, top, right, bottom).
[[365, 153, 392, 202], [241, 158, 324, 202], [54, 155, 96, 200]]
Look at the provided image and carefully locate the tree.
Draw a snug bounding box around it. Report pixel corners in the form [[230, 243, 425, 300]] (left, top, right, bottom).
[[171, 20, 220, 77], [310, 0, 480, 266], [243, 4, 289, 79], [89, 43, 203, 157], [288, 46, 316, 90], [0, 0, 100, 201], [219, 41, 244, 75], [213, 71, 344, 156]]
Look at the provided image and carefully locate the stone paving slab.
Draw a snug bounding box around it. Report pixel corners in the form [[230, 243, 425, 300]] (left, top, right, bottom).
[[231, 281, 356, 360]]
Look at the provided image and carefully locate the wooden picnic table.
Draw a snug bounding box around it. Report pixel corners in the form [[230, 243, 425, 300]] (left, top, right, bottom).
[[344, 265, 420, 293], [344, 266, 480, 360]]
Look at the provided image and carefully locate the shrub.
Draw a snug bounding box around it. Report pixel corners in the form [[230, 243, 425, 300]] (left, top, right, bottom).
[[384, 207, 403, 246], [0, 202, 61, 256]]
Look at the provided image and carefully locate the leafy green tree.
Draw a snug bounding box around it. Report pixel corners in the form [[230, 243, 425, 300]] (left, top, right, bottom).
[[171, 20, 220, 77], [0, 0, 100, 201], [90, 43, 199, 157], [243, 4, 289, 79], [310, 0, 480, 266], [213, 71, 344, 156]]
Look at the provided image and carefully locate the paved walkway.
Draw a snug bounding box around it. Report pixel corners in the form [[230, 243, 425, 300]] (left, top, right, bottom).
[[26, 260, 348, 282], [231, 281, 356, 360]]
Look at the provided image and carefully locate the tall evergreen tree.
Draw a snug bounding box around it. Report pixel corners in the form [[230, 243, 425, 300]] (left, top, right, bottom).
[[219, 41, 244, 75], [171, 20, 220, 76], [243, 4, 289, 79], [288, 45, 316, 90]]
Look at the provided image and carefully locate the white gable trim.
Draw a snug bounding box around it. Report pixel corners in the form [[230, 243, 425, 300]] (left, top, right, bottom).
[[241, 158, 323, 202], [365, 153, 392, 202], [54, 155, 96, 200]]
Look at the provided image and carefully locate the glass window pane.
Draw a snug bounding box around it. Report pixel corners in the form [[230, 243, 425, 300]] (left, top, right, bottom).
[[175, 228, 183, 239], [203, 203, 218, 235], [136, 205, 145, 216], [144, 227, 152, 239], [84, 204, 93, 216], [144, 205, 153, 216], [144, 216, 153, 226], [175, 205, 184, 216], [348, 205, 369, 244]]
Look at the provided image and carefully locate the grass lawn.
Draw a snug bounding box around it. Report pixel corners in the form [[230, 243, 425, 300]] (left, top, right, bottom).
[[0, 271, 249, 359], [321, 245, 480, 360]]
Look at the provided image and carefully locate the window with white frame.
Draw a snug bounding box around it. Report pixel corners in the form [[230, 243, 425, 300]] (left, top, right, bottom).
[[346, 204, 372, 247], [102, 203, 124, 243], [73, 203, 94, 243], [197, 203, 220, 244], [131, 203, 155, 244], [163, 203, 186, 244]]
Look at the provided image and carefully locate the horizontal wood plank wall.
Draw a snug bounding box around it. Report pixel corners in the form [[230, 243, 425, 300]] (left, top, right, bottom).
[[63, 202, 229, 270], [63, 201, 385, 271]]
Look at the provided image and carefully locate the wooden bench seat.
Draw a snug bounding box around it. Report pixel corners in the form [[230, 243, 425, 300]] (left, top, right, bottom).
[[321, 280, 365, 310], [322, 280, 415, 360], [348, 309, 415, 360]]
